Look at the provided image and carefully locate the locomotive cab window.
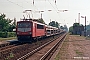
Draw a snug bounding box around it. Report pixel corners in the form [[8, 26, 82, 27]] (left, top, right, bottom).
[[37, 24, 44, 29], [18, 22, 31, 28]]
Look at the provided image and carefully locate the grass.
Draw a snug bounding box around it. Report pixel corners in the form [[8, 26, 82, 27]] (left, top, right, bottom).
[[55, 42, 69, 60], [0, 37, 16, 41], [55, 34, 69, 60], [5, 52, 14, 60], [86, 36, 90, 40], [74, 50, 83, 56]]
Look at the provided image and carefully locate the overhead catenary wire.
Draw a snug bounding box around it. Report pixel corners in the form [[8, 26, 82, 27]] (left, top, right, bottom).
[[47, 0, 58, 12], [5, 0, 65, 21], [47, 0, 64, 21], [6, 0, 39, 11], [6, 0, 25, 9], [47, 0, 65, 13], [24, 0, 39, 11], [24, 0, 41, 19]]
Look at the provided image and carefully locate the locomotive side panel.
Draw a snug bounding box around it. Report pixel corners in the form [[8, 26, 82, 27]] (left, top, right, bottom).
[[32, 22, 45, 38], [32, 22, 36, 37], [35, 24, 45, 37]]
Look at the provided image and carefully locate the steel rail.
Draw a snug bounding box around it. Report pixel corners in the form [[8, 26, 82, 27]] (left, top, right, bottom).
[[17, 35, 61, 60], [40, 33, 66, 60], [17, 33, 66, 60]]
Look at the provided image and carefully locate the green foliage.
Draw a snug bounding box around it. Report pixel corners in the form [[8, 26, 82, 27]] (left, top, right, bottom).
[[73, 23, 80, 27], [38, 18, 45, 24], [9, 52, 14, 58], [60, 26, 64, 29], [60, 25, 68, 32], [0, 31, 8, 38], [5, 52, 14, 60], [8, 32, 16, 37], [56, 22, 59, 28], [64, 25, 68, 32], [0, 13, 16, 32], [0, 32, 16, 38], [69, 26, 73, 33], [33, 18, 46, 24], [49, 21, 59, 28]]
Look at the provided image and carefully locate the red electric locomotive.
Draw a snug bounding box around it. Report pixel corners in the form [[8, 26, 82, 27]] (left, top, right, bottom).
[[16, 19, 46, 42], [16, 18, 62, 42]]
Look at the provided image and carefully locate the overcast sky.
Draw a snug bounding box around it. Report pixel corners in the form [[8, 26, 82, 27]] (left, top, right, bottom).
[[0, 0, 90, 28]]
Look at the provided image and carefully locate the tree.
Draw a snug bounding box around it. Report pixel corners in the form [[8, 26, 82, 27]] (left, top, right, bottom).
[[0, 13, 15, 32], [60, 26, 64, 29], [38, 18, 45, 24], [49, 21, 55, 27], [69, 26, 73, 33], [73, 23, 80, 27], [56, 22, 59, 28], [33, 18, 46, 24], [9, 18, 16, 32], [49, 21, 59, 28], [64, 25, 68, 32]]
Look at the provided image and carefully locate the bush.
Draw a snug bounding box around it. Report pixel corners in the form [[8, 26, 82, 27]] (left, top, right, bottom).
[[0, 32, 16, 38], [8, 32, 16, 37], [0, 32, 7, 38]]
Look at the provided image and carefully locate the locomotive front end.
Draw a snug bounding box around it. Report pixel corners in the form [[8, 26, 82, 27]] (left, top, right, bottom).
[[16, 21, 32, 42]]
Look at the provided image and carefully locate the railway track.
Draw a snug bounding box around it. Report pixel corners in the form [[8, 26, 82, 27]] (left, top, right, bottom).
[[0, 42, 10, 48], [0, 40, 20, 50], [40, 33, 66, 60], [0, 33, 62, 60], [0, 41, 23, 51], [0, 43, 27, 60], [17, 33, 66, 60]]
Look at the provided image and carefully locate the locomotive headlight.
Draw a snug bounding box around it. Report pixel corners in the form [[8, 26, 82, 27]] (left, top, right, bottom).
[[29, 32, 32, 34], [17, 32, 19, 34]]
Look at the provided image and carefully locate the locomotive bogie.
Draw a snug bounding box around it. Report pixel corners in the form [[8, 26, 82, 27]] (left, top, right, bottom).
[[17, 35, 33, 42]]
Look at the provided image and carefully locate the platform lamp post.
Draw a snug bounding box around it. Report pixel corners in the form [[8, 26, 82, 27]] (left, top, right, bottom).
[[81, 16, 86, 37]]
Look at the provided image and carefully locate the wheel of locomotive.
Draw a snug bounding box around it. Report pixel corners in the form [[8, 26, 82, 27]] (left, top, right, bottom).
[[17, 36, 22, 42], [28, 37, 33, 43]]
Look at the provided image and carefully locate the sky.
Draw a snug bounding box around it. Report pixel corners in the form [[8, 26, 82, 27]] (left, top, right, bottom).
[[0, 0, 90, 28]]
